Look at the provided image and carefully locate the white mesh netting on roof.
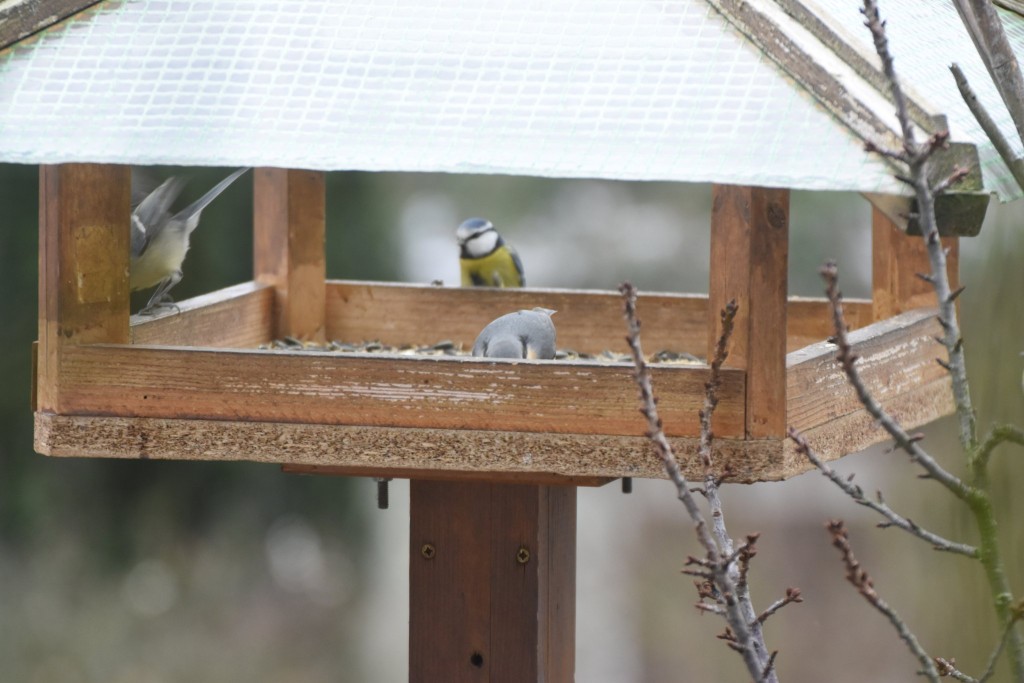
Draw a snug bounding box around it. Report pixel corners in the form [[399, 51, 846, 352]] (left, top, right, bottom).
[[0, 0, 1015, 197]]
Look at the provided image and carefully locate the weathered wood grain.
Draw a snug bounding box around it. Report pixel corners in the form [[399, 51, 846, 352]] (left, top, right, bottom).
[[254, 168, 326, 342], [35, 413, 783, 482], [326, 281, 709, 356], [787, 308, 949, 433], [492, 484, 575, 683], [124, 278, 867, 355], [787, 297, 871, 351], [0, 0, 101, 50], [55, 344, 747, 438], [38, 164, 130, 413], [709, 185, 790, 438], [781, 377, 953, 478], [326, 281, 867, 356], [410, 481, 493, 683], [130, 282, 274, 347], [872, 208, 959, 320], [409, 482, 576, 682]]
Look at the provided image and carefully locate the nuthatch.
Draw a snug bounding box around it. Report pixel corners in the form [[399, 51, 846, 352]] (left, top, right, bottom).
[[130, 167, 250, 315], [456, 217, 525, 288], [472, 308, 557, 359]]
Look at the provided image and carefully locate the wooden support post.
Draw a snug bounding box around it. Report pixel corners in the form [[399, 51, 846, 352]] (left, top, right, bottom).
[[253, 168, 326, 342], [708, 185, 789, 438], [409, 481, 576, 682], [38, 164, 130, 413], [871, 207, 959, 320]]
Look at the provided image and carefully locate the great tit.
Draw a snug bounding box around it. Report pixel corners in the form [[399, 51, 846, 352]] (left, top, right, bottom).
[[472, 308, 557, 359], [456, 217, 525, 288], [130, 167, 249, 315]]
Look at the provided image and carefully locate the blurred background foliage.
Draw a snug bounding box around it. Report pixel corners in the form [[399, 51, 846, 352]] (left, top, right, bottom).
[[0, 161, 1020, 682]]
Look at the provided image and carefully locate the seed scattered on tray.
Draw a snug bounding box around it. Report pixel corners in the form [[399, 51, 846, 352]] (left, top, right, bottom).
[[259, 339, 704, 364]]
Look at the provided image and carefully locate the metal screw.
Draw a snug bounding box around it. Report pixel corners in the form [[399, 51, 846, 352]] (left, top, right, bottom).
[[421, 543, 436, 559], [516, 546, 531, 564], [375, 478, 392, 509]]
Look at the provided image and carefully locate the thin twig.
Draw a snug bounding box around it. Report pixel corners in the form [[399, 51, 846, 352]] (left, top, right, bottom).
[[935, 658, 977, 682], [736, 533, 759, 596], [701, 301, 740, 557], [619, 282, 775, 682], [932, 166, 972, 195], [696, 603, 727, 617], [699, 300, 738, 471], [973, 423, 1024, 470], [950, 62, 1024, 193], [976, 607, 1024, 683], [827, 520, 940, 682], [951, 0, 1024, 149], [819, 261, 973, 500], [789, 426, 978, 557], [864, 139, 909, 163], [755, 588, 803, 626]]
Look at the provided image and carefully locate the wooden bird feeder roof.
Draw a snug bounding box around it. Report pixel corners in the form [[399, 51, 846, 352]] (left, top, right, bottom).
[[3, 0, 1024, 203], [9, 0, 987, 483]]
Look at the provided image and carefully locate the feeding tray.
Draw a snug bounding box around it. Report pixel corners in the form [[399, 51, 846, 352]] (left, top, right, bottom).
[[34, 168, 957, 484]]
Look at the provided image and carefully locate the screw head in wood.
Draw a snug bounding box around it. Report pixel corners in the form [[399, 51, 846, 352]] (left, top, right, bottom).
[[516, 546, 530, 564], [421, 543, 435, 559]]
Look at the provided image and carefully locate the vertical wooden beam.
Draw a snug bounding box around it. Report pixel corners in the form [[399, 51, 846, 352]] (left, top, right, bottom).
[[410, 481, 576, 682], [38, 164, 130, 413], [253, 168, 326, 342], [872, 207, 959, 320], [708, 185, 789, 439]]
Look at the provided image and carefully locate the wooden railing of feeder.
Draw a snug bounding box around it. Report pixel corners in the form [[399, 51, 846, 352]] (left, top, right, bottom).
[[36, 168, 957, 483], [33, 164, 961, 682]]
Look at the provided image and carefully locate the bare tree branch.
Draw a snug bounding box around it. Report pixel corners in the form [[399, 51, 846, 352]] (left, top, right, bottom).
[[951, 0, 1024, 149], [755, 588, 803, 626], [819, 260, 973, 500], [620, 282, 784, 682], [973, 423, 1024, 470], [789, 427, 978, 557], [862, 0, 978, 451], [950, 62, 1024, 193], [861, 4, 1024, 675], [977, 608, 1024, 683], [936, 606, 1024, 683], [932, 165, 972, 195], [701, 299, 740, 555], [827, 520, 941, 682], [935, 658, 978, 682]]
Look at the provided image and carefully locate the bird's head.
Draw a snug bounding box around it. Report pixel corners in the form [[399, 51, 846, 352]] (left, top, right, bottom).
[[456, 217, 500, 258]]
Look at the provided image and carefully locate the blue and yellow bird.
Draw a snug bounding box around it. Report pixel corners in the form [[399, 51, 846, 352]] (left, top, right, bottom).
[[456, 218, 525, 288]]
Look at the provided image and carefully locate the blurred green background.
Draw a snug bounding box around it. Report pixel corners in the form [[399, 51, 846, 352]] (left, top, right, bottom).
[[0, 163, 1021, 682]]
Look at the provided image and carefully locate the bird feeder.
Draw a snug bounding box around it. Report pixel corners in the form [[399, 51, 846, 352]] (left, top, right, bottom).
[[33, 173, 964, 483], [7, 0, 1018, 680]]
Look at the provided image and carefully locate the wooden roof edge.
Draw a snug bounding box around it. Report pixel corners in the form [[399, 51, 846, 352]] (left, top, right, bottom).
[[773, 0, 946, 133], [707, 0, 983, 193], [0, 0, 102, 52]]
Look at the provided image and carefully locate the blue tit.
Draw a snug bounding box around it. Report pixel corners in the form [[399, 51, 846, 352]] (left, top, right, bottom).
[[130, 167, 249, 315], [472, 308, 557, 359], [456, 217, 525, 288]]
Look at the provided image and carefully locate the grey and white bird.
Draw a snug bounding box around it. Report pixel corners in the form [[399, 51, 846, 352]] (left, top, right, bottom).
[[472, 308, 557, 359], [130, 167, 250, 315]]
